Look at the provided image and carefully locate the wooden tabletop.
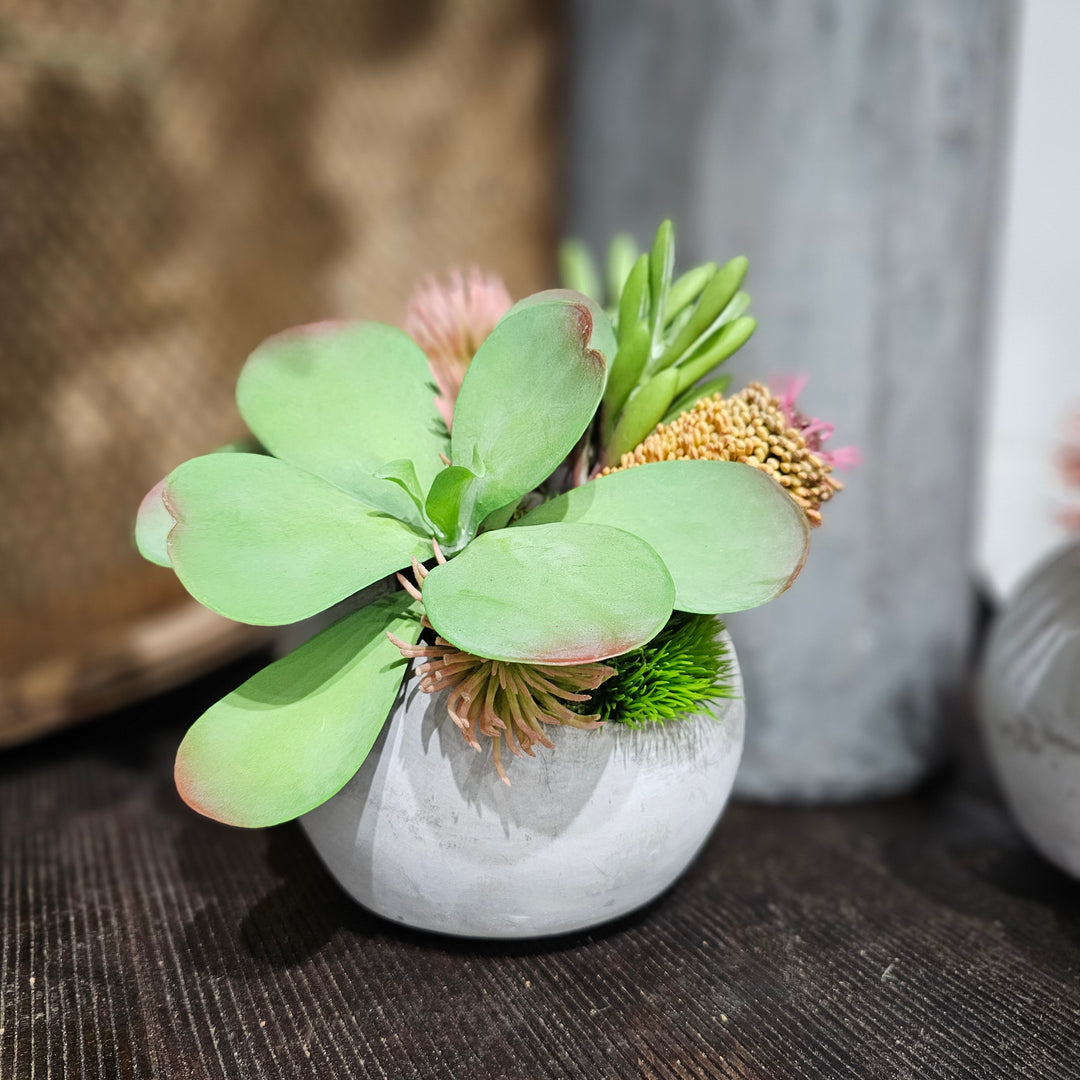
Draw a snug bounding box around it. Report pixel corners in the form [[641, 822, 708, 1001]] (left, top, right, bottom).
[[2, 653, 1077, 1079]]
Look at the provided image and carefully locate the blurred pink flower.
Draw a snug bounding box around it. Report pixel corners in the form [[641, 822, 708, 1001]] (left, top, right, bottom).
[[773, 374, 860, 470], [404, 269, 512, 430], [1059, 408, 1080, 531]]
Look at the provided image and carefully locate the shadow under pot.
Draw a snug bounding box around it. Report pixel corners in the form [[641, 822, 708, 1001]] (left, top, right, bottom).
[[300, 632, 745, 939]]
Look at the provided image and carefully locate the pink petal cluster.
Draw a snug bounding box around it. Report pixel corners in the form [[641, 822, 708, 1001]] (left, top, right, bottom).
[[404, 269, 512, 429], [773, 374, 860, 470]]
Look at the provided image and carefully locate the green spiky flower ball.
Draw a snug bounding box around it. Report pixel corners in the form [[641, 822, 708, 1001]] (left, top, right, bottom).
[[581, 612, 736, 728]]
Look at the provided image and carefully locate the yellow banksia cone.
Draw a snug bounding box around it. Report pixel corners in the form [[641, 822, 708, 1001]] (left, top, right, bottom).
[[604, 382, 848, 527]]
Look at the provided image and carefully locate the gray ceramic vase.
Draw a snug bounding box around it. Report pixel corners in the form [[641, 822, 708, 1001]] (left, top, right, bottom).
[[301, 634, 745, 939], [978, 542, 1080, 877]]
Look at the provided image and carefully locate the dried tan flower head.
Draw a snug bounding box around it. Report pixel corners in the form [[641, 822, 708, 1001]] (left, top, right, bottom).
[[605, 382, 845, 526], [387, 550, 614, 785], [404, 269, 512, 430]]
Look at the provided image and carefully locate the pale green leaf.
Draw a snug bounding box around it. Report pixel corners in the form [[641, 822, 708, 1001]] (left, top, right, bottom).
[[135, 441, 263, 568], [604, 368, 679, 466], [175, 592, 420, 827], [601, 321, 651, 444], [424, 465, 482, 551], [657, 255, 749, 371], [617, 254, 650, 344], [422, 522, 674, 664], [516, 460, 810, 613], [648, 220, 675, 347], [236, 322, 448, 519], [558, 239, 602, 302], [674, 316, 757, 394], [664, 262, 717, 328], [135, 478, 172, 567], [450, 292, 609, 523], [165, 453, 428, 625], [605, 233, 639, 307]]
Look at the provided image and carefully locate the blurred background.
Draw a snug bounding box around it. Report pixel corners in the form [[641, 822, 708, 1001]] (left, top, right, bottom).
[[0, 1, 1075, 798], [0, 0, 560, 742]]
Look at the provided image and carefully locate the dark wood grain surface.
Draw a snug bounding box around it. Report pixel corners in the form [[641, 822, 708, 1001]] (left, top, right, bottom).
[[2, 654, 1078, 1079]]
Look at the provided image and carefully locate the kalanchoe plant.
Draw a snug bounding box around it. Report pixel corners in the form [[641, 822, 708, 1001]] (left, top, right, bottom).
[[136, 226, 829, 829]]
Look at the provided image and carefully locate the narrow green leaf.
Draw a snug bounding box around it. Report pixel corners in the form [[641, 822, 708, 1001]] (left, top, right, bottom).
[[165, 453, 428, 625], [175, 592, 420, 827], [516, 460, 810, 614], [617, 254, 651, 344], [648, 220, 675, 345], [422, 522, 674, 664], [601, 321, 651, 444], [662, 374, 733, 424], [716, 289, 751, 326], [656, 255, 748, 371], [674, 316, 757, 394], [558, 238, 602, 303], [664, 262, 717, 328], [604, 368, 680, 466], [450, 292, 608, 522], [236, 322, 448, 520], [605, 233, 639, 308]]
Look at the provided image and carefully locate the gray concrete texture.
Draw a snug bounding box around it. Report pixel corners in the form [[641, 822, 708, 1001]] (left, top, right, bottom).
[[565, 0, 1018, 800]]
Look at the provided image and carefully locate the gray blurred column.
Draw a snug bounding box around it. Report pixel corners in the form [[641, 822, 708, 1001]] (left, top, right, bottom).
[[565, 0, 1017, 801]]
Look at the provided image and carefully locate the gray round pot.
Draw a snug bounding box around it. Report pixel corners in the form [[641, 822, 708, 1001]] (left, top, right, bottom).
[[978, 542, 1080, 877], [300, 634, 744, 939]]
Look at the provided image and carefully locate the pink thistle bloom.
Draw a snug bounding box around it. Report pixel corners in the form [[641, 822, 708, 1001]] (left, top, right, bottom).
[[404, 268, 512, 430], [773, 373, 860, 470]]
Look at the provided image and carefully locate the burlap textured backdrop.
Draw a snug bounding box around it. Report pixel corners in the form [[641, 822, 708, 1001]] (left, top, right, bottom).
[[0, 0, 560, 743]]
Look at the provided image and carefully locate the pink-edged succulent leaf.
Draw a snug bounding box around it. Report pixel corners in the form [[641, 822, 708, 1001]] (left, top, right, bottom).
[[175, 592, 420, 828], [449, 291, 614, 527], [135, 440, 258, 568], [421, 521, 674, 664], [135, 477, 172, 567], [164, 452, 429, 625], [515, 460, 810, 613], [236, 322, 448, 520]]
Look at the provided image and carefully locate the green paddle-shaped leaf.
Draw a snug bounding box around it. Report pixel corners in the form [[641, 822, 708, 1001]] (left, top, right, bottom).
[[236, 322, 448, 519], [135, 441, 261, 568], [449, 292, 610, 527], [175, 592, 420, 827], [515, 460, 810, 614], [421, 521, 674, 664], [165, 453, 429, 625]]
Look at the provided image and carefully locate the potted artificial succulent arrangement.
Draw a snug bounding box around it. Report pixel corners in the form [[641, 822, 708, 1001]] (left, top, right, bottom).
[[135, 222, 848, 938]]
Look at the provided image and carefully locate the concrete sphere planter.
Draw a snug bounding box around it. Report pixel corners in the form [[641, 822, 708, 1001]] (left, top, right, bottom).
[[979, 543, 1080, 878], [300, 633, 744, 939]]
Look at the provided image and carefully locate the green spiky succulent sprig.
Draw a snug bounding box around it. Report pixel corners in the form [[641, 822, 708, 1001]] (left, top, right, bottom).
[[581, 613, 736, 728], [560, 220, 756, 467]]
